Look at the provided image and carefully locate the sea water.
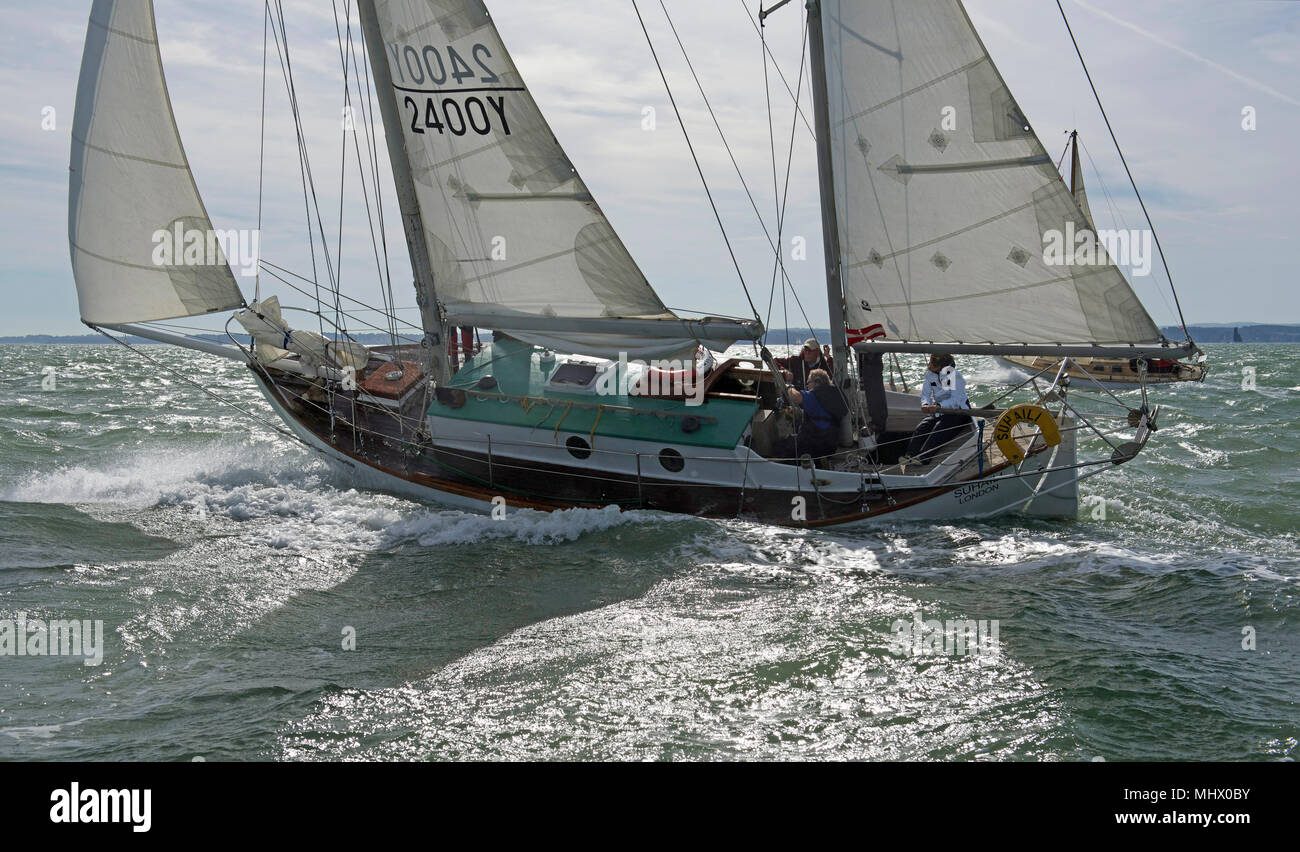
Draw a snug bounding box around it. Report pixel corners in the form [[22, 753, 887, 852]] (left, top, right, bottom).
[[0, 343, 1294, 760]]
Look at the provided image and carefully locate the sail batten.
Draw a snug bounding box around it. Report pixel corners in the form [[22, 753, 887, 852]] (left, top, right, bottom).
[[69, 0, 245, 326], [818, 0, 1164, 351]]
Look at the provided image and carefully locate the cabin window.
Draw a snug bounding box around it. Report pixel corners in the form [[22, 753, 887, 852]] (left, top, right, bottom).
[[565, 436, 592, 460], [659, 449, 685, 473]]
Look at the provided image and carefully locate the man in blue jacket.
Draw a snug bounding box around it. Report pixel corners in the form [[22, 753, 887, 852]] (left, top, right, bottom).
[[772, 369, 848, 463]]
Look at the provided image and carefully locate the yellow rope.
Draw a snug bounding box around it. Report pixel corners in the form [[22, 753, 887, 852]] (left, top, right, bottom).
[[589, 404, 605, 446], [553, 402, 573, 441]]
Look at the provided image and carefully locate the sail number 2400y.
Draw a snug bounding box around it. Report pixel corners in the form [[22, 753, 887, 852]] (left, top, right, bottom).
[[390, 41, 513, 137], [404, 94, 509, 137]]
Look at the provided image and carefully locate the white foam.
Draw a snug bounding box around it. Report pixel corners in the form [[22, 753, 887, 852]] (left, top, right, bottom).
[[1, 441, 316, 507], [383, 504, 674, 548], [2, 438, 708, 556], [1176, 441, 1228, 467], [965, 359, 1031, 387]]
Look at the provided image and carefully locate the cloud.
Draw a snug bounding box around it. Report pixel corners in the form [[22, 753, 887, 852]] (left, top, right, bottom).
[[1254, 31, 1300, 67]]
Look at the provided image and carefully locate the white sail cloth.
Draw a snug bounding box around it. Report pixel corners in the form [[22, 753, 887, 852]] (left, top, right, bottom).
[[69, 0, 245, 325], [366, 0, 746, 359], [819, 0, 1163, 349], [235, 297, 370, 371]]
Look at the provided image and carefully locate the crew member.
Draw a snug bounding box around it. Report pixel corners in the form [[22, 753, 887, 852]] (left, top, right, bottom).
[[772, 369, 848, 464], [777, 338, 833, 390], [901, 353, 972, 465]]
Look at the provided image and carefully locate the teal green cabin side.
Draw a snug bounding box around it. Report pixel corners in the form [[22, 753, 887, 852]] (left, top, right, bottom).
[[431, 339, 756, 450]]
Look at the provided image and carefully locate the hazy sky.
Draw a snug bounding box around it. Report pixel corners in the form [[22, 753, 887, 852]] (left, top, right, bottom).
[[2, 0, 1298, 336]]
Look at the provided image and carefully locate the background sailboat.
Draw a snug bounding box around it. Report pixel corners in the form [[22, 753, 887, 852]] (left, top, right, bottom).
[[997, 132, 1207, 384]]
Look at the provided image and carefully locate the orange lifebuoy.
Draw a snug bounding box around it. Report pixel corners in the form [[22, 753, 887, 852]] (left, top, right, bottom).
[[992, 404, 1061, 464]]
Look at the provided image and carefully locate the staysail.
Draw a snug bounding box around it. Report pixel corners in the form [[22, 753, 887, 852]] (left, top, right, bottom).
[[69, 0, 245, 325], [360, 0, 756, 360], [818, 0, 1167, 354]]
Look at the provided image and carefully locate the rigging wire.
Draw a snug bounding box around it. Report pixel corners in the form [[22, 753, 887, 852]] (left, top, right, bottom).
[[631, 0, 761, 324], [740, 0, 816, 139], [255, 2, 409, 365], [92, 327, 348, 465], [654, 1, 815, 339], [330, 0, 353, 342], [268, 2, 399, 359], [1055, 0, 1193, 345], [761, 14, 788, 345], [353, 11, 401, 352], [1055, 132, 1072, 172], [760, 9, 813, 347], [1078, 136, 1180, 326], [267, 3, 326, 335], [780, 24, 816, 347], [332, 0, 400, 352], [255, 3, 269, 304], [259, 272, 423, 345], [258, 261, 423, 340]]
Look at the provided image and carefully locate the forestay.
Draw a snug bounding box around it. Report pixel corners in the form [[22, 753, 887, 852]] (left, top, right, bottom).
[[69, 0, 245, 325], [819, 0, 1164, 351], [365, 0, 753, 359]]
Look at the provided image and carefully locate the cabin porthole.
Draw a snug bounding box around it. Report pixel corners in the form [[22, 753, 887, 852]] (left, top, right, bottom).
[[566, 436, 592, 460], [659, 448, 685, 473]]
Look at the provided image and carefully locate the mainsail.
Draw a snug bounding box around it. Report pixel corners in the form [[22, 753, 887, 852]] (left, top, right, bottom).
[[360, 0, 755, 360], [818, 0, 1166, 353], [69, 0, 245, 325]]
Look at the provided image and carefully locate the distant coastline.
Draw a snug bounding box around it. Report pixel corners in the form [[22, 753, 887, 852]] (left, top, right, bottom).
[[4, 324, 1299, 345], [1157, 325, 1300, 343]]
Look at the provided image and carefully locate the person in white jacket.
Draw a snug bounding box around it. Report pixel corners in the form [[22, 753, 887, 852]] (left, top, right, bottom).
[[901, 353, 972, 465]]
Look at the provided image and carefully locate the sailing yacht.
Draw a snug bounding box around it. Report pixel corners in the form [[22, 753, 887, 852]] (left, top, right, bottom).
[[68, 0, 1196, 526], [997, 131, 1207, 385]]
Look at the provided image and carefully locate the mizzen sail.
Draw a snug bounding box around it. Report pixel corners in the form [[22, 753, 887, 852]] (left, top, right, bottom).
[[69, 0, 245, 325], [818, 0, 1165, 353], [362, 0, 755, 359]]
